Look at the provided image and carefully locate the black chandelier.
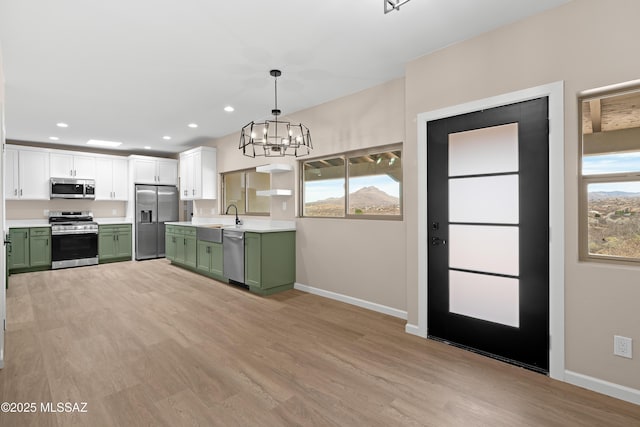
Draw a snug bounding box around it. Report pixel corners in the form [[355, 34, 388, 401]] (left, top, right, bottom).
[[239, 69, 312, 158]]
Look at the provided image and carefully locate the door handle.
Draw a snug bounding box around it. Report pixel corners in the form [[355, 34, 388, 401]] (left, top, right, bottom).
[[431, 237, 446, 246]]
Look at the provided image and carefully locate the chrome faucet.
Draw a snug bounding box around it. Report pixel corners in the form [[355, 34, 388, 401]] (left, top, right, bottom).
[[225, 204, 242, 225]]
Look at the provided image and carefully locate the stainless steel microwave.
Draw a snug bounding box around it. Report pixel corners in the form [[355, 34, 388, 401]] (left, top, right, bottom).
[[50, 178, 96, 199]]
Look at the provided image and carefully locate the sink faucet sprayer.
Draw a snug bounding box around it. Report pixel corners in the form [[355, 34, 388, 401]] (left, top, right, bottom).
[[225, 204, 242, 225]]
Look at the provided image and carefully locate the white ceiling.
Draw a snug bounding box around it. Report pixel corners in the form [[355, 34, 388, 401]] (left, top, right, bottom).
[[0, 0, 569, 154]]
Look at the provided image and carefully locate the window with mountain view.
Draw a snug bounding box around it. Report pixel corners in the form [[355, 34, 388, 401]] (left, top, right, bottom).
[[580, 85, 640, 263], [301, 146, 402, 219]]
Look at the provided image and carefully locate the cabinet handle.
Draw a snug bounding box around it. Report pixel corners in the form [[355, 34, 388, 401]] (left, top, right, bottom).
[[70, 169, 73, 176], [14, 189, 17, 196], [20, 189, 22, 196], [46, 239, 48, 246], [24, 232, 28, 239], [192, 189, 195, 196]]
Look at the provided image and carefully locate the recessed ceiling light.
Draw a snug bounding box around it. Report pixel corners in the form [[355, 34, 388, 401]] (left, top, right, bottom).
[[144, 146, 151, 150], [56, 122, 68, 128], [49, 136, 59, 141], [224, 106, 235, 112], [86, 139, 122, 147], [188, 123, 198, 128], [162, 136, 171, 140]]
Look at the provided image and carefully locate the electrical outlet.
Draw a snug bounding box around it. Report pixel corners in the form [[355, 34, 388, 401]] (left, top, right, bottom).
[[614, 335, 633, 359], [112, 209, 117, 215], [282, 201, 287, 211]]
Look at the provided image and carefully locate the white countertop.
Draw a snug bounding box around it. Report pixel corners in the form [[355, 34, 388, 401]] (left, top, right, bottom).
[[6, 219, 50, 228], [94, 217, 132, 225], [6, 217, 132, 229], [166, 217, 296, 233]]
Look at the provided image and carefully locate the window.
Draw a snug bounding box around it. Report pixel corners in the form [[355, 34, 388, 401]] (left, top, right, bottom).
[[580, 85, 640, 263], [223, 169, 270, 215], [301, 145, 402, 219]]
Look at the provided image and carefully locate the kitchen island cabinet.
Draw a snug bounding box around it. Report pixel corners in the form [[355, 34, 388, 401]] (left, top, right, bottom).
[[166, 225, 197, 268], [196, 240, 224, 280], [244, 231, 295, 295], [165, 222, 295, 294]]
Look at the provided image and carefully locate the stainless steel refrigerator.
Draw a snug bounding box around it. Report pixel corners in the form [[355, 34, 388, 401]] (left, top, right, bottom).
[[135, 185, 179, 260]]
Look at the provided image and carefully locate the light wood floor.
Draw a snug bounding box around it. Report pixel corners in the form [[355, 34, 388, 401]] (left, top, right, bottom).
[[1, 260, 638, 426]]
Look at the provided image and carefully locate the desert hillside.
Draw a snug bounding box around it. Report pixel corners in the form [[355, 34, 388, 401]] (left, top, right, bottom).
[[305, 186, 400, 216]]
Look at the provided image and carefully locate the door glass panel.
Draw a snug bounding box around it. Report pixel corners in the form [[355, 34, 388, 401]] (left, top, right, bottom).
[[449, 175, 519, 223], [449, 123, 519, 176], [449, 270, 519, 327], [449, 225, 519, 276]]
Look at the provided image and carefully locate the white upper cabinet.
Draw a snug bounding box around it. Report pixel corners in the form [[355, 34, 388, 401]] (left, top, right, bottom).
[[179, 146, 216, 200], [130, 155, 178, 185], [5, 146, 50, 200], [50, 152, 96, 179], [5, 147, 19, 200], [95, 157, 129, 200]]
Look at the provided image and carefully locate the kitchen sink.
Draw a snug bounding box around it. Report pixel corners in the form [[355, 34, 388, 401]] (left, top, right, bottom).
[[196, 226, 223, 243]]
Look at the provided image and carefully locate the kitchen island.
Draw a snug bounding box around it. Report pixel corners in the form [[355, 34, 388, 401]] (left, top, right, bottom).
[[165, 219, 296, 295]]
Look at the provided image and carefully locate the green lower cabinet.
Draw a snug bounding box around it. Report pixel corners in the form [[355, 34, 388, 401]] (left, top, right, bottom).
[[98, 224, 132, 263], [8, 227, 51, 273], [244, 231, 295, 295], [29, 228, 51, 268], [168, 226, 197, 268], [196, 240, 224, 278], [166, 233, 177, 261], [8, 228, 29, 271]]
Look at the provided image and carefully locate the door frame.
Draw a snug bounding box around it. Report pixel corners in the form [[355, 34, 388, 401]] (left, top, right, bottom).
[[410, 81, 565, 380]]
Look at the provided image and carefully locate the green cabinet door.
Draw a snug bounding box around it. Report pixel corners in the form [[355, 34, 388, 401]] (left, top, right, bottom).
[[99, 225, 132, 263], [210, 242, 223, 276], [115, 226, 132, 258], [29, 228, 51, 268], [184, 236, 197, 268], [196, 240, 211, 273], [244, 232, 262, 288], [166, 233, 177, 261], [8, 228, 29, 270], [196, 240, 224, 277], [99, 229, 117, 260], [245, 231, 295, 295]]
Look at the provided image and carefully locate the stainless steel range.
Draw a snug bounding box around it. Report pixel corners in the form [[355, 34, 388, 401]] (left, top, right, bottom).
[[49, 211, 99, 269]]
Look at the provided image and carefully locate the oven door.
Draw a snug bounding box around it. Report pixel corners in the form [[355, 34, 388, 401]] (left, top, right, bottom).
[[51, 232, 99, 269]]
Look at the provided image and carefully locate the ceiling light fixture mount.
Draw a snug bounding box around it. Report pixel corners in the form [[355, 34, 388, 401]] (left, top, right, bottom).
[[239, 69, 312, 158], [384, 0, 412, 14]]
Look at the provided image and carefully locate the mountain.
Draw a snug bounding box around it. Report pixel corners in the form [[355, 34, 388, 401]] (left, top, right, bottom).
[[589, 191, 640, 200], [309, 186, 399, 206]]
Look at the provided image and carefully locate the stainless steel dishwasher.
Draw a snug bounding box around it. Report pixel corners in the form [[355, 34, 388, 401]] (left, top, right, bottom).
[[223, 229, 244, 284]]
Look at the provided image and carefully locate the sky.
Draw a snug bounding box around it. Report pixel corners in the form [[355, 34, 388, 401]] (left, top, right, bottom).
[[583, 151, 640, 192], [305, 175, 400, 203]]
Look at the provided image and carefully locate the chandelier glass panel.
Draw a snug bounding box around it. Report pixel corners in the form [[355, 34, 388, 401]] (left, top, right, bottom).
[[239, 69, 312, 158]]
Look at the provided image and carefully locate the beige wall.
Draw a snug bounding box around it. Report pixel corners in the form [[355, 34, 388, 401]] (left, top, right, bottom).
[[6, 200, 126, 220], [211, 78, 407, 311], [404, 0, 640, 390]]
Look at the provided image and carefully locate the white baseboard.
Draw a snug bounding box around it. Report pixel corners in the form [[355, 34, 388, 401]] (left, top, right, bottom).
[[294, 283, 407, 320], [564, 370, 640, 406], [405, 323, 425, 337]]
